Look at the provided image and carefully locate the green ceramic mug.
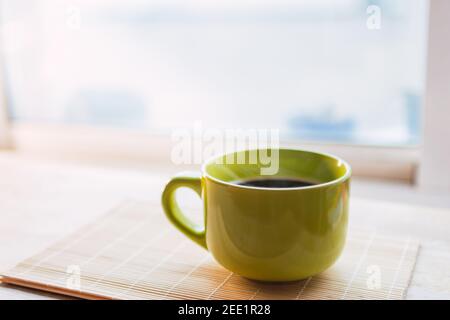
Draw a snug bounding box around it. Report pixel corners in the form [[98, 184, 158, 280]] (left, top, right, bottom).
[[162, 148, 351, 281]]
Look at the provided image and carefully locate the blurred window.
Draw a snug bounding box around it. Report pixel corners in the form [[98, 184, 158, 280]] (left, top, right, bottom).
[[1, 0, 428, 145]]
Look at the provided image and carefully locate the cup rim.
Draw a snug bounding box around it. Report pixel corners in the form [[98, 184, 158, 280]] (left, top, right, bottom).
[[201, 147, 352, 191]]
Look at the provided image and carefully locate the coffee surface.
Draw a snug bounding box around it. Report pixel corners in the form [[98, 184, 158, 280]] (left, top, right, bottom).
[[235, 178, 316, 188]]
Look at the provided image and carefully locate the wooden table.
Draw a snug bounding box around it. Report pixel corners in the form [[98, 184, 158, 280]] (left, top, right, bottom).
[[0, 152, 449, 299]]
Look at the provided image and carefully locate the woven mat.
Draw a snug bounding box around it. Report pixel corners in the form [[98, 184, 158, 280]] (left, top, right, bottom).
[[1, 200, 419, 300]]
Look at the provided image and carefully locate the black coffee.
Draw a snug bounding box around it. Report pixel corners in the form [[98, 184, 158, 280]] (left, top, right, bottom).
[[235, 178, 316, 188]]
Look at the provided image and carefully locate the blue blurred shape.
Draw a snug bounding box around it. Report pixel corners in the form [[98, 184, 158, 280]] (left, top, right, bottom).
[[404, 91, 421, 144], [288, 106, 355, 142], [65, 89, 148, 129]]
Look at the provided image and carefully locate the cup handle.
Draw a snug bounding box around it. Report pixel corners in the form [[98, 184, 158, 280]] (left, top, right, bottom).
[[161, 172, 207, 249]]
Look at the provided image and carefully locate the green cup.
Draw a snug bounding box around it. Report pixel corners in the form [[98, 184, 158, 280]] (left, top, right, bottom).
[[162, 148, 351, 281]]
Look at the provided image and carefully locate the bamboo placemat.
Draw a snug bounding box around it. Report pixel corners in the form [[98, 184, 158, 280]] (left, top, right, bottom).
[[1, 200, 419, 300]]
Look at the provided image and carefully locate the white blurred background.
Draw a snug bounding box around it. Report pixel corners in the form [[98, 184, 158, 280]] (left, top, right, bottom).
[[1, 0, 428, 145]]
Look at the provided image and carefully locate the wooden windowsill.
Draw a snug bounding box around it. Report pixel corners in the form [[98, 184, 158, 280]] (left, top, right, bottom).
[[7, 122, 420, 183]]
